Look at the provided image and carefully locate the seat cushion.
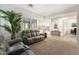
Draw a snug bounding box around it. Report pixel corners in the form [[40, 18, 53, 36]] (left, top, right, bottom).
[[36, 35, 45, 41], [27, 37, 35, 40], [34, 36, 41, 42], [27, 38, 35, 44]]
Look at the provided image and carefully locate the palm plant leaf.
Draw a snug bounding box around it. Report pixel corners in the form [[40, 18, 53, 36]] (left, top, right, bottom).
[[0, 9, 8, 15], [7, 11, 15, 24], [0, 16, 8, 20], [13, 16, 21, 24], [0, 24, 11, 33]]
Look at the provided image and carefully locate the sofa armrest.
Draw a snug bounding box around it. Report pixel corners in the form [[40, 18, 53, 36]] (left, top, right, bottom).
[[40, 33, 47, 38], [22, 36, 29, 45]]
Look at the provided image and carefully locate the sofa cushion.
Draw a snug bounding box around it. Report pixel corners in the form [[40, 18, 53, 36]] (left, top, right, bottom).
[[33, 36, 41, 42], [35, 36, 41, 39], [35, 30, 40, 36], [27, 37, 35, 44], [7, 42, 26, 55], [30, 30, 36, 37], [22, 30, 31, 38]]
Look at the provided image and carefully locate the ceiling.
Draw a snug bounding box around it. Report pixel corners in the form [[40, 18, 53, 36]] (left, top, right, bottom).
[[16, 4, 77, 16]]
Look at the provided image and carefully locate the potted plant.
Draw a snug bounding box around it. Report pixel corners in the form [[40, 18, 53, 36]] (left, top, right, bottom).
[[0, 9, 22, 40]]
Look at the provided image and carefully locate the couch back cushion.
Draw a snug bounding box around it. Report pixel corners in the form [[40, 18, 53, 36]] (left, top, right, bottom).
[[22, 30, 31, 38], [30, 30, 36, 37], [35, 30, 40, 36]]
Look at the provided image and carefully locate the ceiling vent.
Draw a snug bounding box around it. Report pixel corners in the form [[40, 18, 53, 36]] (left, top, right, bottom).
[[28, 4, 34, 7]]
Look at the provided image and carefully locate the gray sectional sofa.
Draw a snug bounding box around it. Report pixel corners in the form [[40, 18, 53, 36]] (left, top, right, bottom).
[[21, 30, 47, 45]]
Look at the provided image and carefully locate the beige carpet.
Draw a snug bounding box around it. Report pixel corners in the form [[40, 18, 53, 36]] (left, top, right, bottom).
[[29, 35, 79, 55]]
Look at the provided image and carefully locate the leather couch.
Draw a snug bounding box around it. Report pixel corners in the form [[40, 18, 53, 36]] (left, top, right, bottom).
[[21, 30, 46, 45], [6, 39, 34, 55]]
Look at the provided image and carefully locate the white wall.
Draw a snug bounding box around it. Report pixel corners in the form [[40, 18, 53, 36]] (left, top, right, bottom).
[[77, 12, 79, 44]]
